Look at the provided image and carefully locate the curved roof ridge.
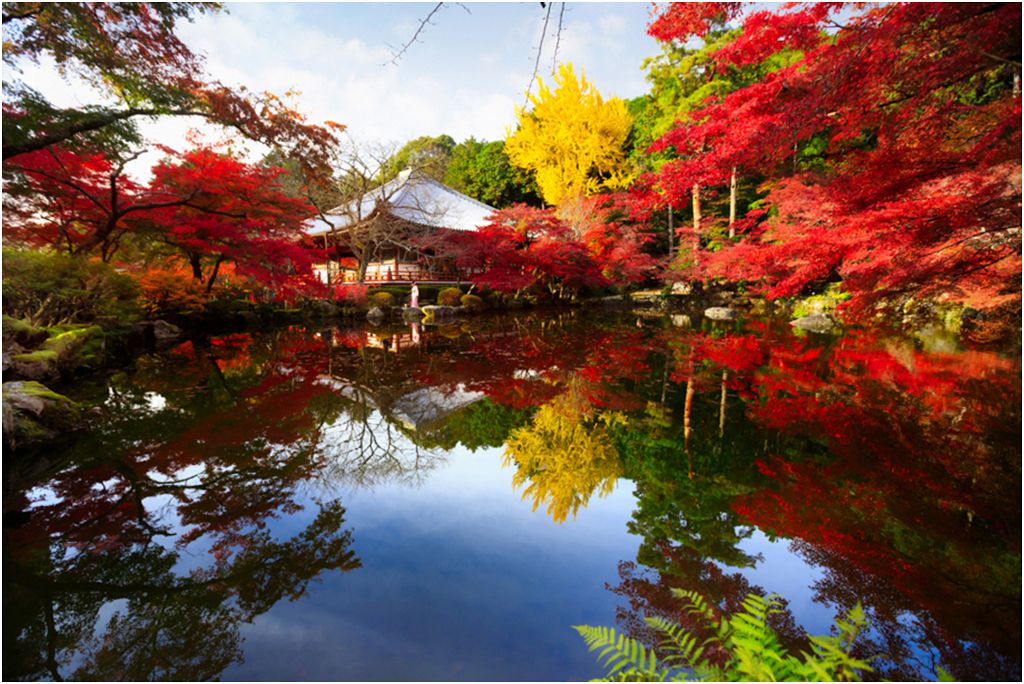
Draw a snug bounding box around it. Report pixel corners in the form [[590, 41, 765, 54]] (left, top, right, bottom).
[[409, 171, 497, 214], [305, 169, 496, 236]]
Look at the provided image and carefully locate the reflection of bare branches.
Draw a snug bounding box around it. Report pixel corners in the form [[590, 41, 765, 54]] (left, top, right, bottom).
[[313, 404, 448, 492]]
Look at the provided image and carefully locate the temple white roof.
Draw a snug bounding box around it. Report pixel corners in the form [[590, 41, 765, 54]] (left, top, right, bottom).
[[305, 169, 497, 236]]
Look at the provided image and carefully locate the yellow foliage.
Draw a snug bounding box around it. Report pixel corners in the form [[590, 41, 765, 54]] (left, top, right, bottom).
[[505, 63, 635, 207], [502, 392, 626, 524]]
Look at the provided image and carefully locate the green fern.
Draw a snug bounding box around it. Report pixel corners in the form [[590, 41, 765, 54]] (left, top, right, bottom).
[[574, 625, 667, 681], [575, 589, 876, 682]]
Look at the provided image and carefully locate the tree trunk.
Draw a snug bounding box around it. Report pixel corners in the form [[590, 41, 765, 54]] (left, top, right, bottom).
[[692, 184, 701, 271], [719, 370, 728, 438], [189, 252, 204, 281], [729, 167, 738, 239], [667, 203, 674, 259], [205, 254, 226, 293], [355, 244, 370, 284], [684, 353, 696, 480]]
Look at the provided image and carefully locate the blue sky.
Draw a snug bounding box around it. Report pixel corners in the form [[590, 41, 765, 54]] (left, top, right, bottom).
[[9, 2, 665, 171], [181, 3, 663, 141]]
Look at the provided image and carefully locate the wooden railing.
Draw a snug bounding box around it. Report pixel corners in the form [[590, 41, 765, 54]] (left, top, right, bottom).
[[336, 268, 464, 284]]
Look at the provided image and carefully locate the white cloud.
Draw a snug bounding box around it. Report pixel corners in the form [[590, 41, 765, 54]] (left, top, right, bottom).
[[8, 3, 661, 173]]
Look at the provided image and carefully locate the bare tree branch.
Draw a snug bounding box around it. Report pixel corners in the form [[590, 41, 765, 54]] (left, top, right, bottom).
[[525, 2, 554, 104], [310, 135, 458, 283], [550, 3, 567, 77], [383, 2, 471, 67]]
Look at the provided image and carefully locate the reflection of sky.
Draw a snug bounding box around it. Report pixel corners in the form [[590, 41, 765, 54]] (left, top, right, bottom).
[[220, 434, 846, 682], [225, 443, 640, 682], [735, 531, 833, 635]]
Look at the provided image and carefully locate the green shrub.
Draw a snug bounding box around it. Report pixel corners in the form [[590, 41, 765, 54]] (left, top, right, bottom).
[[576, 590, 876, 682], [2, 248, 139, 326], [370, 291, 395, 308], [370, 286, 407, 299], [460, 294, 485, 311], [438, 287, 464, 306]]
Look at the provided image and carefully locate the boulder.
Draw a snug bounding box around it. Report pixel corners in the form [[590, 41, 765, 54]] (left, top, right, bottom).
[[790, 312, 841, 333], [402, 306, 426, 320], [7, 350, 61, 383], [2, 316, 49, 348], [129, 320, 183, 348], [366, 307, 385, 324], [704, 307, 739, 321], [659, 297, 682, 312], [421, 305, 458, 322], [310, 300, 339, 317], [3, 381, 82, 449], [670, 314, 692, 328]]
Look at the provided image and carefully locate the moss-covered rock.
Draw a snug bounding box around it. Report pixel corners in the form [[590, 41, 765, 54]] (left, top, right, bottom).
[[41, 325, 106, 369], [2, 380, 82, 449], [8, 349, 61, 383], [460, 294, 485, 312], [2, 315, 48, 348]]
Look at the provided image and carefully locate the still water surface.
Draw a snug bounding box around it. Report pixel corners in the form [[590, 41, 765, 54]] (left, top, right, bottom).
[[4, 310, 1020, 681]]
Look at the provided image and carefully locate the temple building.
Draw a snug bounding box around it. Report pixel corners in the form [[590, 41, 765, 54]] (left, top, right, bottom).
[[304, 170, 496, 284]]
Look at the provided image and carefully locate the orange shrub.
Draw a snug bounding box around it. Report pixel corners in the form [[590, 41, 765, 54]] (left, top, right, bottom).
[[136, 267, 209, 316]]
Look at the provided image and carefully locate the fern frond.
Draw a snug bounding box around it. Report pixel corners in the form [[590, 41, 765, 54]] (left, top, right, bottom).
[[645, 615, 706, 671], [578, 592, 881, 683], [671, 588, 717, 626], [574, 624, 666, 681]]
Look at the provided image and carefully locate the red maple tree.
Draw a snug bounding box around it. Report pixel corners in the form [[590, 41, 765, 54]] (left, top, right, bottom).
[[4, 143, 324, 297], [639, 3, 1022, 316], [147, 145, 322, 294], [438, 204, 607, 298]]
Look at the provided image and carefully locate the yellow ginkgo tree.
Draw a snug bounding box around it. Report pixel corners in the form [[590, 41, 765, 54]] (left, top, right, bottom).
[[505, 63, 635, 207]]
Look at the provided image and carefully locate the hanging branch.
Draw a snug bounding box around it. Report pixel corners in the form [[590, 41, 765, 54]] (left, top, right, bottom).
[[525, 2, 554, 104], [384, 2, 471, 67], [549, 3, 566, 76]]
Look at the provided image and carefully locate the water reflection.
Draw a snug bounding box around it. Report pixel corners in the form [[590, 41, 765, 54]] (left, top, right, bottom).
[[3, 312, 1020, 681]]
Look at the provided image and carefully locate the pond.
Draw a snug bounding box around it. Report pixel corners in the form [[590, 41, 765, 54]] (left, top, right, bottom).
[[4, 310, 1020, 681]]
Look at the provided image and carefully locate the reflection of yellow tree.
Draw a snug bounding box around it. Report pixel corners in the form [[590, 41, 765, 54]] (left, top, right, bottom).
[[503, 391, 625, 524]]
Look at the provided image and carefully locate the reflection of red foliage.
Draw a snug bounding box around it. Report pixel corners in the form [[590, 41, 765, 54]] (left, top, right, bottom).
[[688, 325, 1024, 678], [332, 329, 367, 348], [412, 322, 660, 412], [635, 321, 1021, 679], [609, 542, 807, 667], [8, 330, 337, 570]]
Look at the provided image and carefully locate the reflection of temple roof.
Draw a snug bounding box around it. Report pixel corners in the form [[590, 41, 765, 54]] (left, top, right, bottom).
[[391, 385, 485, 432], [305, 170, 496, 236]]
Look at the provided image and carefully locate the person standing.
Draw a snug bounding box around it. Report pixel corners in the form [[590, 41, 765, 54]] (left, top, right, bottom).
[[410, 282, 419, 308]]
